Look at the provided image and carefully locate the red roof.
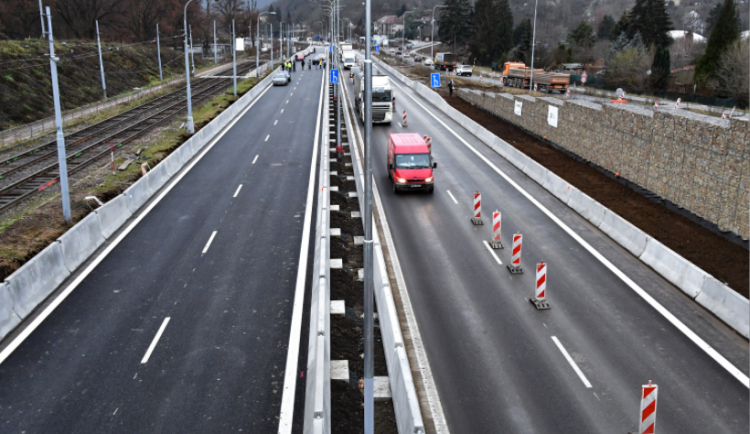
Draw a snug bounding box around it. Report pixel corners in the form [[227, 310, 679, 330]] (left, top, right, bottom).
[[390, 133, 429, 153]]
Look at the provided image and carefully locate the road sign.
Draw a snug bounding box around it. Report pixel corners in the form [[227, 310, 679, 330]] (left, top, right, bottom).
[[581, 71, 588, 84], [330, 69, 339, 84], [329, 45, 333, 53], [375, 45, 380, 53], [430, 73, 441, 88]]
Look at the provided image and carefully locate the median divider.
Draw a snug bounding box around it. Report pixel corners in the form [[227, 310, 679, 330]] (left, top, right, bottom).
[[7, 241, 70, 319], [372, 56, 749, 338], [58, 212, 106, 273], [0, 65, 281, 344], [341, 72, 426, 433], [303, 79, 331, 434]]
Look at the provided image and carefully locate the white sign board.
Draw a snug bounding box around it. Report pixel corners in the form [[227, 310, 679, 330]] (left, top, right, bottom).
[[547, 105, 558, 128], [514, 101, 523, 116], [235, 38, 245, 51]]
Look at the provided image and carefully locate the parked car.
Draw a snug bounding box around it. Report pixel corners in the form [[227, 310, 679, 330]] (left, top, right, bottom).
[[423, 58, 434, 67], [456, 64, 473, 76], [273, 71, 291, 86]]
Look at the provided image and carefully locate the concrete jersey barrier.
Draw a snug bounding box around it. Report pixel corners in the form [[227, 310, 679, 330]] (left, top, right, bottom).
[[58, 212, 106, 273], [372, 56, 749, 338], [6, 241, 70, 319]]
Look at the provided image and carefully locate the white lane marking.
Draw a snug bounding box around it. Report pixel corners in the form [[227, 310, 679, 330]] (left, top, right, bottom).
[[551, 336, 592, 388], [202, 231, 217, 255], [141, 317, 170, 364], [286, 100, 289, 104], [265, 134, 270, 142], [252, 154, 259, 164], [113, 408, 118, 416], [482, 240, 503, 265], [446, 189, 458, 204], [0, 82, 275, 367], [290, 93, 293, 96], [274, 120, 278, 125], [233, 184, 243, 198], [281, 109, 284, 113], [277, 61, 326, 434], [389, 77, 750, 388]]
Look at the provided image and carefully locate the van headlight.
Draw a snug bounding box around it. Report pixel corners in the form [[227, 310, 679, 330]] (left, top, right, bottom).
[[396, 178, 407, 184], [425, 177, 434, 183]]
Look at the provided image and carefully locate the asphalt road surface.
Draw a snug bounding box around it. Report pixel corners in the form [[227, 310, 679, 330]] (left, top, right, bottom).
[[343, 54, 748, 434], [0, 65, 325, 433]]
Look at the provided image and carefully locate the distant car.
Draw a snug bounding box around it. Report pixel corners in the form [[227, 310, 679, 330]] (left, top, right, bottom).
[[273, 71, 291, 86], [423, 58, 434, 66], [456, 64, 473, 76], [413, 55, 422, 62], [396, 50, 402, 56], [406, 43, 413, 49]]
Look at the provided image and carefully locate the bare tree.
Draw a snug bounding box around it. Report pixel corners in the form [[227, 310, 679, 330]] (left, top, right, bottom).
[[714, 39, 749, 107], [121, 0, 175, 41], [54, 0, 122, 39]]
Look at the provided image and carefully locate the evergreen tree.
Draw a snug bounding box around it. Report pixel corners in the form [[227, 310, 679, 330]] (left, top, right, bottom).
[[597, 15, 615, 40], [469, 0, 497, 64], [704, 4, 722, 36], [567, 21, 595, 49], [609, 12, 631, 42], [515, 18, 533, 63], [495, 0, 514, 59], [695, 0, 740, 82], [397, 4, 407, 17], [628, 0, 673, 48], [513, 19, 528, 47], [651, 45, 671, 91], [438, 0, 473, 52]]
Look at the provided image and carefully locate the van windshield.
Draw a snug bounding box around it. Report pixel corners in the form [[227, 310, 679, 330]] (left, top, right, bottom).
[[395, 153, 431, 169], [345, 57, 355, 63]]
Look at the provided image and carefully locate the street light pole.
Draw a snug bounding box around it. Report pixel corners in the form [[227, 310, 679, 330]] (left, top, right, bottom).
[[214, 21, 217, 64], [529, 0, 539, 92], [363, 0, 373, 428], [232, 19, 237, 98], [431, 4, 447, 61], [183, 0, 195, 134], [189, 24, 195, 74], [95, 20, 107, 100], [257, 12, 275, 78]]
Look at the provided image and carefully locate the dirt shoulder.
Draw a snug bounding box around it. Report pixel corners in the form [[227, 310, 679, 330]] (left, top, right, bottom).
[[437, 89, 748, 297]]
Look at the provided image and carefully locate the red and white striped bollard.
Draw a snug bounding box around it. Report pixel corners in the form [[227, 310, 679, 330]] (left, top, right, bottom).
[[471, 192, 483, 225], [674, 98, 681, 109], [402, 110, 407, 127], [654, 101, 658, 110], [639, 381, 658, 434], [507, 233, 523, 274], [490, 211, 503, 248], [423, 135, 432, 149], [565, 88, 570, 99], [533, 83, 538, 92], [531, 261, 550, 309], [721, 111, 727, 120]]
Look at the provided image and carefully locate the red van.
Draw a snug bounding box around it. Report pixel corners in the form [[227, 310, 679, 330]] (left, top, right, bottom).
[[387, 133, 436, 193]]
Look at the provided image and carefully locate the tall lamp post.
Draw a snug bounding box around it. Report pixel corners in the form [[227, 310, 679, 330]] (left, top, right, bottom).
[[528, 0, 539, 92], [183, 0, 195, 134], [363, 0, 374, 429], [257, 11, 275, 78], [431, 4, 447, 61]]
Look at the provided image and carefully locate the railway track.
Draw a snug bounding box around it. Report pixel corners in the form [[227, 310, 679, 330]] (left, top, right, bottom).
[[0, 60, 263, 212]]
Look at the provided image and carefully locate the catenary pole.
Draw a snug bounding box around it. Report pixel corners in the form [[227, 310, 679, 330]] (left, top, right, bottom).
[[214, 21, 217, 64], [189, 24, 195, 74], [183, 0, 195, 134], [364, 0, 373, 426], [95, 20, 107, 100], [529, 0, 538, 92], [257, 12, 274, 78], [45, 7, 71, 223], [38, 0, 46, 36], [232, 19, 237, 98], [271, 23, 274, 70], [157, 23, 163, 81]]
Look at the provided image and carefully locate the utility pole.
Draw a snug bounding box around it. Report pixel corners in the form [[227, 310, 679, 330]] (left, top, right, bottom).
[[363, 0, 374, 428], [232, 19, 237, 98], [45, 7, 71, 223], [189, 25, 195, 73], [183, 0, 195, 135], [95, 20, 107, 100], [38, 0, 45, 37], [529, 0, 539, 93], [157, 23, 163, 81], [257, 12, 275, 78], [213, 21, 217, 64], [271, 23, 274, 70]]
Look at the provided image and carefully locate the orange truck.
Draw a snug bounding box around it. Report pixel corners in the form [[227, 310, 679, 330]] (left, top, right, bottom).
[[387, 133, 436, 194], [501, 62, 570, 93]]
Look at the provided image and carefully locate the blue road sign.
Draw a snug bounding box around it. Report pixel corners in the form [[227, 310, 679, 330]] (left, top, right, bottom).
[[330, 45, 334, 53], [374, 45, 380, 53], [431, 73, 441, 88], [330, 69, 339, 84]]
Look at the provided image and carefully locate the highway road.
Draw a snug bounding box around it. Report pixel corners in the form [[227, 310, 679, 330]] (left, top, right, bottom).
[[344, 54, 749, 433], [0, 64, 325, 432]]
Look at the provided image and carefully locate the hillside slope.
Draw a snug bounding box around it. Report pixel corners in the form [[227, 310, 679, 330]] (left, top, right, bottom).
[[0, 40, 214, 130]]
